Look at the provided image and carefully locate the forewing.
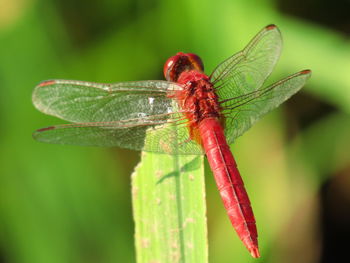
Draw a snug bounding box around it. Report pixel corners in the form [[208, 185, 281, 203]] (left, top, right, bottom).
[[32, 79, 182, 123], [33, 119, 204, 155], [222, 70, 311, 144], [33, 79, 203, 154], [210, 25, 282, 101]]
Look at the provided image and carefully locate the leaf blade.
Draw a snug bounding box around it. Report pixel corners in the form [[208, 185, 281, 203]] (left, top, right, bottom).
[[132, 153, 207, 263]]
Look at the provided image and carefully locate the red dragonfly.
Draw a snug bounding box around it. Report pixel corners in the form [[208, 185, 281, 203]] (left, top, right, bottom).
[[32, 25, 311, 258]]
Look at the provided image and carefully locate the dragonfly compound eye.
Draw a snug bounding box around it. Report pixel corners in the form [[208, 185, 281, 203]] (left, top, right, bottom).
[[164, 52, 204, 82], [185, 53, 204, 72]]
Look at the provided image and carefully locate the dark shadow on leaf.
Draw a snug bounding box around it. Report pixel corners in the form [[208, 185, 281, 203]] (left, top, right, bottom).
[[156, 156, 202, 184]]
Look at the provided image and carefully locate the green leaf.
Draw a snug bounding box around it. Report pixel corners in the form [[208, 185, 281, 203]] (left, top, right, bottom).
[[132, 152, 207, 263]]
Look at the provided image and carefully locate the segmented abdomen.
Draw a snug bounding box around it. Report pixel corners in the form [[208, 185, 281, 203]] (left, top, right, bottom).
[[198, 117, 259, 258]]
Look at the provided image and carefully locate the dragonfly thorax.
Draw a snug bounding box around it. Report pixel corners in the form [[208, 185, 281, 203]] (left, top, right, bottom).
[[169, 69, 222, 144]]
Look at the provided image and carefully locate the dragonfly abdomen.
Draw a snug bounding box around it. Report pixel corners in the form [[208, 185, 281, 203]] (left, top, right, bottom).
[[198, 117, 259, 258]]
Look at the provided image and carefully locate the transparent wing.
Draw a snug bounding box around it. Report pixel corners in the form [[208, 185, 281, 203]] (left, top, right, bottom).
[[33, 119, 204, 155], [33, 79, 203, 154], [222, 70, 311, 144], [32, 79, 183, 123], [210, 25, 282, 102]]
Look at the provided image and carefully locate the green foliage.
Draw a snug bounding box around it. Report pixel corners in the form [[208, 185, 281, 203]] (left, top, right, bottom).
[[132, 153, 207, 263], [0, 0, 349, 263]]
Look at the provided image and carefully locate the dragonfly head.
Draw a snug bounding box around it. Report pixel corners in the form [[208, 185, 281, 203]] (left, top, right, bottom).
[[164, 52, 204, 82]]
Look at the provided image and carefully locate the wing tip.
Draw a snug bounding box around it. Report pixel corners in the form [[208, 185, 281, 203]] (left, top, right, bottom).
[[37, 80, 57, 87], [33, 126, 57, 143], [265, 24, 277, 30], [300, 69, 312, 75], [36, 126, 56, 132]]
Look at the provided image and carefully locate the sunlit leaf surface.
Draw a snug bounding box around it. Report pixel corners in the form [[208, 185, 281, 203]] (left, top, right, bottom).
[[132, 153, 207, 263]]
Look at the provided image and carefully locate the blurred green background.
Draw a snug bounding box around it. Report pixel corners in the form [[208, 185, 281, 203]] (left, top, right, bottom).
[[0, 0, 350, 262]]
